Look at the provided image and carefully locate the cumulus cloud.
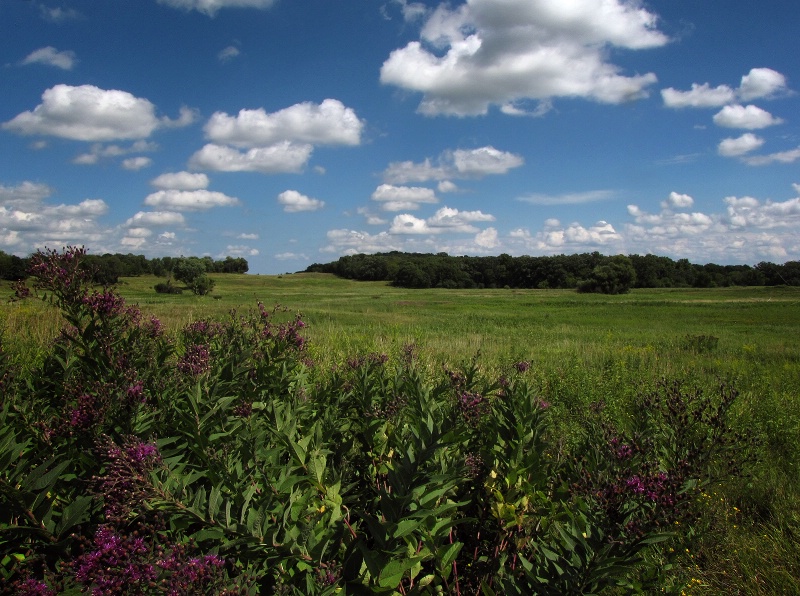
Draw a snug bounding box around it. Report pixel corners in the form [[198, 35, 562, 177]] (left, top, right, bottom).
[[158, 0, 277, 16], [662, 192, 694, 209], [390, 206, 494, 234], [0, 181, 110, 250], [277, 190, 325, 212], [122, 157, 152, 170], [151, 171, 210, 191], [21, 46, 76, 70], [222, 245, 260, 257], [321, 229, 401, 254], [125, 211, 186, 227], [718, 133, 765, 157], [475, 227, 499, 248], [2, 85, 189, 141], [380, 0, 667, 116], [383, 146, 523, 183], [712, 104, 783, 129], [662, 67, 789, 109], [73, 140, 159, 166], [739, 68, 788, 101], [661, 83, 736, 108], [371, 184, 438, 211], [144, 189, 240, 211], [205, 99, 364, 147], [189, 142, 313, 173]]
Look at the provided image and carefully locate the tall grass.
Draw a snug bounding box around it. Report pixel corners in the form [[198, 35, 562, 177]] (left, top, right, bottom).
[[2, 274, 799, 593]]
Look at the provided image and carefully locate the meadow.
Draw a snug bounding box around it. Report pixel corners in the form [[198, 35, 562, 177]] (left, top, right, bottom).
[[2, 268, 799, 594]]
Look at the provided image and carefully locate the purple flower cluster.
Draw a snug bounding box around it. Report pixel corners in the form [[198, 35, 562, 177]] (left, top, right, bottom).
[[74, 526, 158, 594], [97, 436, 161, 520], [514, 361, 531, 373], [183, 319, 224, 343], [178, 343, 211, 377], [68, 393, 99, 430], [458, 392, 490, 425], [81, 290, 129, 318], [609, 437, 634, 460], [27, 246, 92, 301], [12, 578, 56, 596], [347, 352, 389, 369], [158, 547, 226, 595]]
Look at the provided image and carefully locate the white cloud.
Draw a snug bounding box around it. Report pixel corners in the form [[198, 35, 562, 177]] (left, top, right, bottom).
[[0, 182, 110, 251], [144, 189, 240, 211], [389, 206, 494, 234], [21, 46, 76, 70], [371, 184, 438, 211], [321, 229, 401, 254], [475, 227, 499, 248], [122, 157, 152, 170], [739, 67, 788, 101], [204, 99, 364, 147], [223, 245, 260, 257], [125, 211, 186, 227], [126, 227, 153, 238], [383, 146, 523, 183], [151, 171, 210, 191], [277, 190, 325, 213], [437, 180, 458, 193], [718, 133, 764, 157], [380, 0, 667, 116], [189, 142, 313, 173], [237, 232, 259, 240], [518, 189, 614, 205], [2, 85, 183, 141], [161, 106, 199, 129], [357, 207, 388, 225], [158, 0, 277, 16], [661, 83, 735, 108], [39, 6, 81, 22], [662, 192, 694, 209], [218, 45, 240, 62], [742, 146, 800, 166], [275, 251, 307, 261], [72, 140, 159, 166], [713, 104, 783, 129]]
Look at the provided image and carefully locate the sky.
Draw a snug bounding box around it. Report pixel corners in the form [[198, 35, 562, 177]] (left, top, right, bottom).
[[1, 0, 799, 274]]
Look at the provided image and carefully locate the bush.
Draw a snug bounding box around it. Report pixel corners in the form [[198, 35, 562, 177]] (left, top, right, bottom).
[[0, 247, 756, 595], [154, 281, 183, 294]]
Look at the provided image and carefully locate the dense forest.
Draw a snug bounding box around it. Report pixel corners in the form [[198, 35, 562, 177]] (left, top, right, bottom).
[[0, 251, 249, 285], [306, 252, 800, 292]]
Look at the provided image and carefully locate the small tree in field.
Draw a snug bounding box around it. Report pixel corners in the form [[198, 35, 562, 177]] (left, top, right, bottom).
[[172, 257, 215, 295]]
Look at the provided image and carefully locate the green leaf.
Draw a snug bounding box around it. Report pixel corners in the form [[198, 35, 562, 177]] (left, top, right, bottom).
[[55, 495, 92, 539], [378, 557, 422, 589]]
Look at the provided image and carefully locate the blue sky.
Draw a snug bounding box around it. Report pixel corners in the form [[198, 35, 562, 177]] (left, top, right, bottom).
[[1, 0, 799, 273]]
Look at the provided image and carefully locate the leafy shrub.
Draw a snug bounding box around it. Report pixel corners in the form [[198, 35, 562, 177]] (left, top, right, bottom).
[[0, 247, 755, 594], [154, 281, 183, 294]]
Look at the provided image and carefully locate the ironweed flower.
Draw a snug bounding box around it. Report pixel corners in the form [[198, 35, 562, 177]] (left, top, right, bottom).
[[458, 392, 489, 424], [73, 525, 158, 594], [514, 360, 531, 373], [178, 343, 211, 377], [13, 578, 56, 596]]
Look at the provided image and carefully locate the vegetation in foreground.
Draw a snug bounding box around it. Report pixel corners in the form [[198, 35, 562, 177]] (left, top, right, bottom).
[[1, 248, 798, 594]]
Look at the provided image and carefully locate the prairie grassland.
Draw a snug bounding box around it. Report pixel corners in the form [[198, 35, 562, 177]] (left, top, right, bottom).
[[2, 273, 800, 593]]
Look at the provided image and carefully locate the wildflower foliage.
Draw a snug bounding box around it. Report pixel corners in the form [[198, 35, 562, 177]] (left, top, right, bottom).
[[0, 247, 752, 594]]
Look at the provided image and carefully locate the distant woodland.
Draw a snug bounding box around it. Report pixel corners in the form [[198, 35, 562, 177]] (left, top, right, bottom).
[[0, 251, 249, 285], [307, 252, 800, 293]]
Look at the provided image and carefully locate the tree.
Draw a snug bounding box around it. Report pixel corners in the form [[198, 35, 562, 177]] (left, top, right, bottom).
[[577, 255, 637, 294]]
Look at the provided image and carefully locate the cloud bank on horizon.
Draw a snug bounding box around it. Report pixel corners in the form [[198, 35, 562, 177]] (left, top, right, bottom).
[[1, 0, 799, 272]]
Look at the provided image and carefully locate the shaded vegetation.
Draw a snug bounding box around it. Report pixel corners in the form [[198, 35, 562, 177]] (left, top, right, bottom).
[[307, 251, 800, 291]]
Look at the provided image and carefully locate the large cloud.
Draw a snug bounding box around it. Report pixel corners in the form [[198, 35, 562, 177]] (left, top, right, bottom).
[[718, 133, 764, 157], [205, 100, 364, 147], [389, 206, 495, 234], [2, 85, 191, 141], [151, 171, 210, 191], [380, 0, 667, 116], [383, 146, 523, 183]]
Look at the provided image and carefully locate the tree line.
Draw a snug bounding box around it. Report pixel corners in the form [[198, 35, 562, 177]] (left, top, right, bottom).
[[0, 250, 248, 285], [306, 252, 800, 293]]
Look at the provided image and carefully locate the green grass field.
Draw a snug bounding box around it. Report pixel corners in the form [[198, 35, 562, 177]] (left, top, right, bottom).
[[2, 273, 800, 593]]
